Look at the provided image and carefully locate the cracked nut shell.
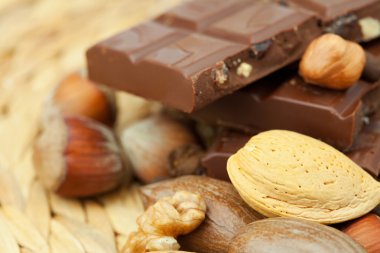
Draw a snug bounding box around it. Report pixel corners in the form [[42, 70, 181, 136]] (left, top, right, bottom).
[[34, 115, 127, 197]]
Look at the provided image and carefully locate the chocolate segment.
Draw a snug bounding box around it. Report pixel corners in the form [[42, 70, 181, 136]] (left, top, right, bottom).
[[363, 39, 380, 82], [87, 1, 321, 112], [280, 0, 380, 42], [366, 38, 380, 55], [346, 111, 380, 178], [194, 72, 380, 150], [155, 0, 254, 31], [201, 131, 250, 181]]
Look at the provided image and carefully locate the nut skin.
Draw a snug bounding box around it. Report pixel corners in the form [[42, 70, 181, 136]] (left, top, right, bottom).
[[299, 33, 366, 90], [33, 115, 127, 197], [228, 218, 366, 253], [140, 176, 264, 253], [343, 214, 380, 253], [51, 73, 117, 126], [121, 115, 203, 184]]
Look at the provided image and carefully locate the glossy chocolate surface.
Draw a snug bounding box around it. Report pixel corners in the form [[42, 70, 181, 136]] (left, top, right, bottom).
[[87, 1, 320, 112]]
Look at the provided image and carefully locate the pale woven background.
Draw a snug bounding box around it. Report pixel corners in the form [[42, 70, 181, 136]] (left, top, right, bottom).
[[0, 0, 182, 252]]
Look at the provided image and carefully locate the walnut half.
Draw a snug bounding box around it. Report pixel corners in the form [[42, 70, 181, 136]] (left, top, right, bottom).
[[123, 191, 206, 253]]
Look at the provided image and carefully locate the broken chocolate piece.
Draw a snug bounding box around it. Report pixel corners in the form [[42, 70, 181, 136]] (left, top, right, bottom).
[[201, 131, 250, 181], [203, 114, 380, 182], [363, 40, 380, 82], [346, 111, 380, 178], [87, 1, 321, 112], [194, 71, 380, 150]]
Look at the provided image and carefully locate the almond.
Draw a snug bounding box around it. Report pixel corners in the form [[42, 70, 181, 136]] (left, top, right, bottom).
[[227, 130, 380, 224]]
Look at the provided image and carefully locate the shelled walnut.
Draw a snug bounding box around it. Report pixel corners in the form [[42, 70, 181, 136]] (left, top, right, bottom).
[[122, 191, 206, 253]]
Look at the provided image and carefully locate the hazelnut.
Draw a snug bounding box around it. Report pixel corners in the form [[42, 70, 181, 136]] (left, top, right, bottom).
[[120, 115, 203, 183], [49, 73, 117, 126], [299, 33, 366, 90], [33, 114, 127, 197], [343, 214, 380, 253]]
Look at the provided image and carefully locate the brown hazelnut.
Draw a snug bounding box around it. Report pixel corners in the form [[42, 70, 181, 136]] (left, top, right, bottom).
[[49, 73, 117, 126], [120, 115, 203, 184], [33, 114, 127, 197], [299, 33, 366, 90], [343, 214, 380, 253]]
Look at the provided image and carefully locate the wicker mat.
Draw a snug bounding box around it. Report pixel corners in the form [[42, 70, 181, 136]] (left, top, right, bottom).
[[0, 0, 182, 252]]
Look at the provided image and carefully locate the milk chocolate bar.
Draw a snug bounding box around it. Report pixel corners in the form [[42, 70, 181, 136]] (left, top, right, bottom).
[[87, 1, 321, 112], [194, 71, 380, 150], [201, 131, 250, 181], [280, 0, 380, 42]]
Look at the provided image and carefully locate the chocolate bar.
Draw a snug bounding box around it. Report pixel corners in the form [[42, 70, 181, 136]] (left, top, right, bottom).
[[194, 70, 380, 150], [201, 131, 250, 181], [363, 39, 380, 82], [346, 111, 380, 178], [87, 1, 321, 112], [366, 38, 380, 55], [202, 120, 380, 182], [279, 0, 380, 42]]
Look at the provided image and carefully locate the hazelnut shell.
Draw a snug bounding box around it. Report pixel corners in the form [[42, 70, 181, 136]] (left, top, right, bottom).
[[343, 214, 380, 253], [34, 115, 127, 197]]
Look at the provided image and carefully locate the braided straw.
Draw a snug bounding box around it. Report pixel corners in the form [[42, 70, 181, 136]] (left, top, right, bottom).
[[0, 0, 182, 252]]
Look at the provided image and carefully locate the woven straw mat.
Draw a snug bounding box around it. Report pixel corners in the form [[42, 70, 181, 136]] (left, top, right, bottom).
[[0, 0, 183, 252]]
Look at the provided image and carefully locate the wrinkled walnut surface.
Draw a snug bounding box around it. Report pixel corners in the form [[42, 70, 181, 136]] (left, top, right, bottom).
[[123, 191, 206, 253]]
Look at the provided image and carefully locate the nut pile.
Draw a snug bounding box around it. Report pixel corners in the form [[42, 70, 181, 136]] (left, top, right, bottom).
[[31, 33, 380, 253], [22, 1, 380, 253]]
